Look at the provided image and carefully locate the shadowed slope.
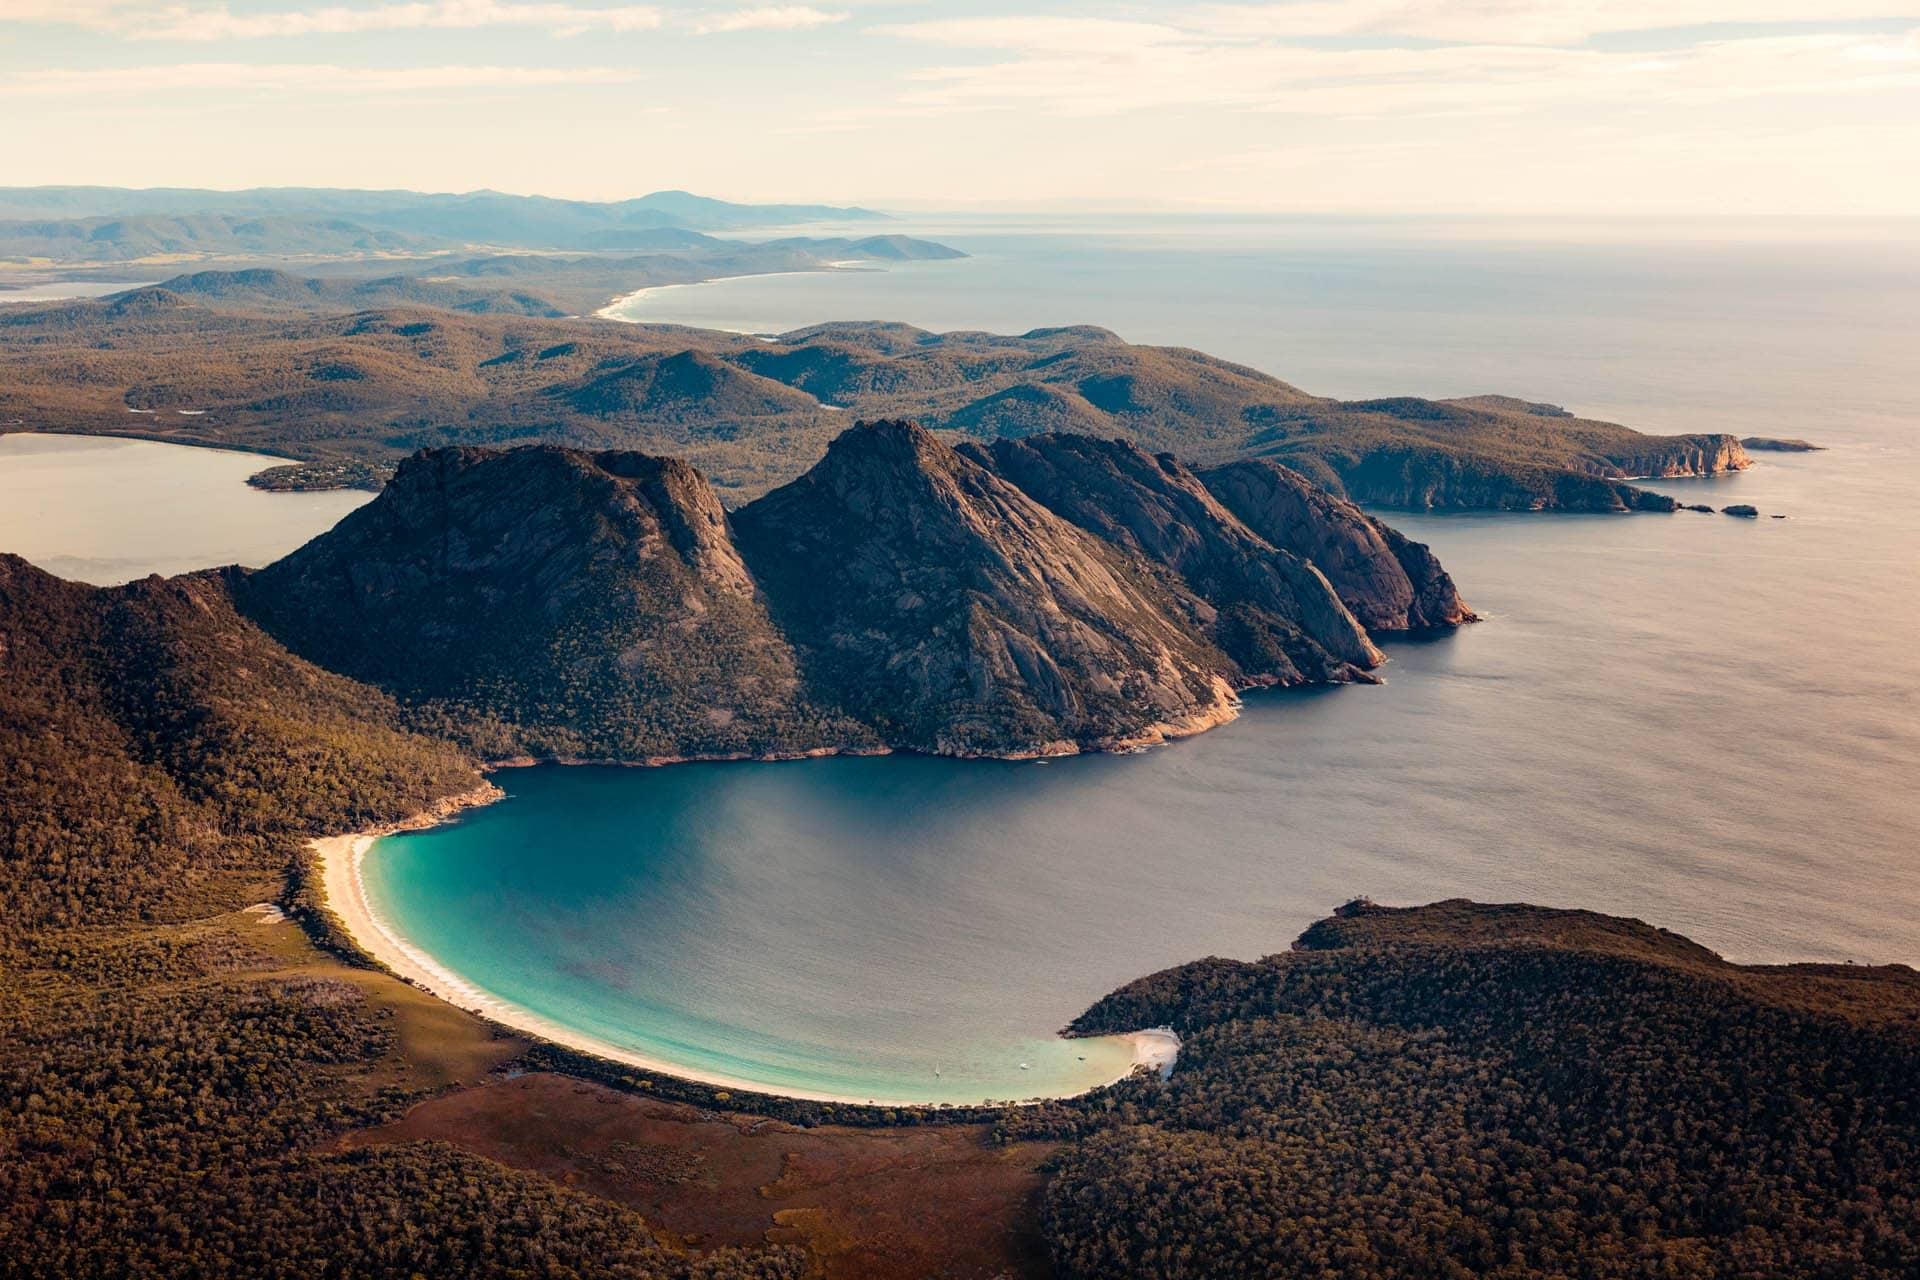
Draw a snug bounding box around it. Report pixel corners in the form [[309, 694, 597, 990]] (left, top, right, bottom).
[[234, 446, 859, 761], [963, 433, 1385, 681], [1200, 457, 1474, 630], [732, 420, 1248, 756]]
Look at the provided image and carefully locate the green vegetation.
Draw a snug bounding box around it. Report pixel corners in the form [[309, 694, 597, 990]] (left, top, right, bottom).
[[4, 561, 1916, 1280], [1013, 900, 1920, 1279], [0, 401, 1903, 1277], [0, 554, 480, 931], [234, 445, 875, 762]]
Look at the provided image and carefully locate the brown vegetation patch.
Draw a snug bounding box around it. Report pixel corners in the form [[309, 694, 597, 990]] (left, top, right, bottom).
[[338, 1072, 1058, 1279]]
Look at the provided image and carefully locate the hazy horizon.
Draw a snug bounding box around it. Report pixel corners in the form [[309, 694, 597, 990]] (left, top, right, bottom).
[[5, 2, 1917, 217]]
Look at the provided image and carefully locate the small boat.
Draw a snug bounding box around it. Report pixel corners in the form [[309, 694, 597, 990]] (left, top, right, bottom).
[[1018, 1062, 1030, 1070]]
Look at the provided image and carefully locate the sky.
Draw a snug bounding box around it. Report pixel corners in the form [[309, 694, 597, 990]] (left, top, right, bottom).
[[2, 1, 1918, 215]]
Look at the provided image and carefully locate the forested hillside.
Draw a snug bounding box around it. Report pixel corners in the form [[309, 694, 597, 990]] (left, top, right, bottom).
[[1019, 899, 1920, 1279]]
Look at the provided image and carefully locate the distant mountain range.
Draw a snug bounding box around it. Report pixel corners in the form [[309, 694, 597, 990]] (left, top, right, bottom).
[[0, 185, 890, 263]]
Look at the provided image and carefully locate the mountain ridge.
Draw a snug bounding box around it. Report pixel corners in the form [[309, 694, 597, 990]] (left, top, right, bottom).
[[234, 421, 1469, 762]]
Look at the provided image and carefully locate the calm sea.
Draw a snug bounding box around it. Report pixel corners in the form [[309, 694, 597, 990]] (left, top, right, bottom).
[[6, 218, 1916, 1103], [0, 433, 368, 584]]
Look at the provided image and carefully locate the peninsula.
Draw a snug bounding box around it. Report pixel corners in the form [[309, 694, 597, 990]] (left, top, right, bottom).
[[0, 293, 1746, 510]]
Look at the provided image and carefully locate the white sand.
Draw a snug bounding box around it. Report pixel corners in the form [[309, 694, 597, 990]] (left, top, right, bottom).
[[593, 264, 867, 324], [313, 818, 1179, 1108]]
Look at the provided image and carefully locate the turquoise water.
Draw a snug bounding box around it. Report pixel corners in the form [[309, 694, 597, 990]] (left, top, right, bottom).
[[363, 431, 1920, 1102]]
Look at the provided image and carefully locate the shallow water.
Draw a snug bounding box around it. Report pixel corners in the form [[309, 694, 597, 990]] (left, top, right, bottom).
[[0, 433, 369, 584]]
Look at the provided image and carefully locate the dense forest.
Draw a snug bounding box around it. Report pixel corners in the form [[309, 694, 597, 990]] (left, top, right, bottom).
[[1015, 900, 1920, 1279], [0, 554, 794, 1277]]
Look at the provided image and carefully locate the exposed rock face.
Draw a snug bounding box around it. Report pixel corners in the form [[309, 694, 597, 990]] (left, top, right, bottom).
[[960, 434, 1382, 679], [731, 421, 1249, 757], [1319, 445, 1679, 512], [237, 421, 1461, 762], [235, 445, 847, 760], [1199, 458, 1475, 631], [1604, 435, 1750, 480]]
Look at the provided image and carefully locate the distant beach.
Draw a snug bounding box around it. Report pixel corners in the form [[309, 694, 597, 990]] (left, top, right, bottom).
[[595, 263, 875, 329]]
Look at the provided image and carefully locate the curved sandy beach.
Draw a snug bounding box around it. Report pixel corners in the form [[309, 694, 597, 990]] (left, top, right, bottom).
[[312, 818, 1180, 1108]]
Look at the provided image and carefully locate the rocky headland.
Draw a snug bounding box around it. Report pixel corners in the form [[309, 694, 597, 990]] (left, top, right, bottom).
[[233, 420, 1474, 762]]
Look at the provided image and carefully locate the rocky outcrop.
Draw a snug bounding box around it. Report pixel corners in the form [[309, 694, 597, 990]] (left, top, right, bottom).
[[1741, 436, 1823, 452], [961, 433, 1382, 679], [1722, 504, 1760, 518], [1199, 458, 1474, 631], [1326, 445, 1681, 513], [1602, 435, 1750, 480], [731, 420, 1250, 757], [235, 445, 849, 760]]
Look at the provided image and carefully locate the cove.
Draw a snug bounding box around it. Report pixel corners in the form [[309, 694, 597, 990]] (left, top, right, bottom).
[[361, 443, 1920, 1104]]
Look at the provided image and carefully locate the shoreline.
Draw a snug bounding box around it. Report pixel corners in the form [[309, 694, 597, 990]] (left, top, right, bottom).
[[594, 264, 873, 326], [311, 786, 1180, 1109]]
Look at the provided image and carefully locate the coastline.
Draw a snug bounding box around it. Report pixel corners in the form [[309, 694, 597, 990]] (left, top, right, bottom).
[[310, 785, 1180, 1109], [594, 264, 873, 326]]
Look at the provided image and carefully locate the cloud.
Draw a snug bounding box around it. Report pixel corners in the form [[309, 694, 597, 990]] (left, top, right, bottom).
[[1191, 1, 1920, 47], [12, 1, 663, 40], [0, 62, 642, 95], [874, 16, 1920, 120], [691, 5, 848, 34]]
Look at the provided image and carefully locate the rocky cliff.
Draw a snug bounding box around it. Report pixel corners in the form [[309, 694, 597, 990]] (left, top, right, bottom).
[[1601, 435, 1751, 480], [731, 421, 1249, 756], [960, 434, 1382, 681], [1198, 458, 1474, 631]]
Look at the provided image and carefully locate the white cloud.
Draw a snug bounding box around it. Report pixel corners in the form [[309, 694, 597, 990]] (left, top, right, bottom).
[[1192, 1, 1920, 46], [10, 1, 663, 40], [0, 62, 642, 95], [875, 17, 1920, 120], [691, 6, 848, 35]]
